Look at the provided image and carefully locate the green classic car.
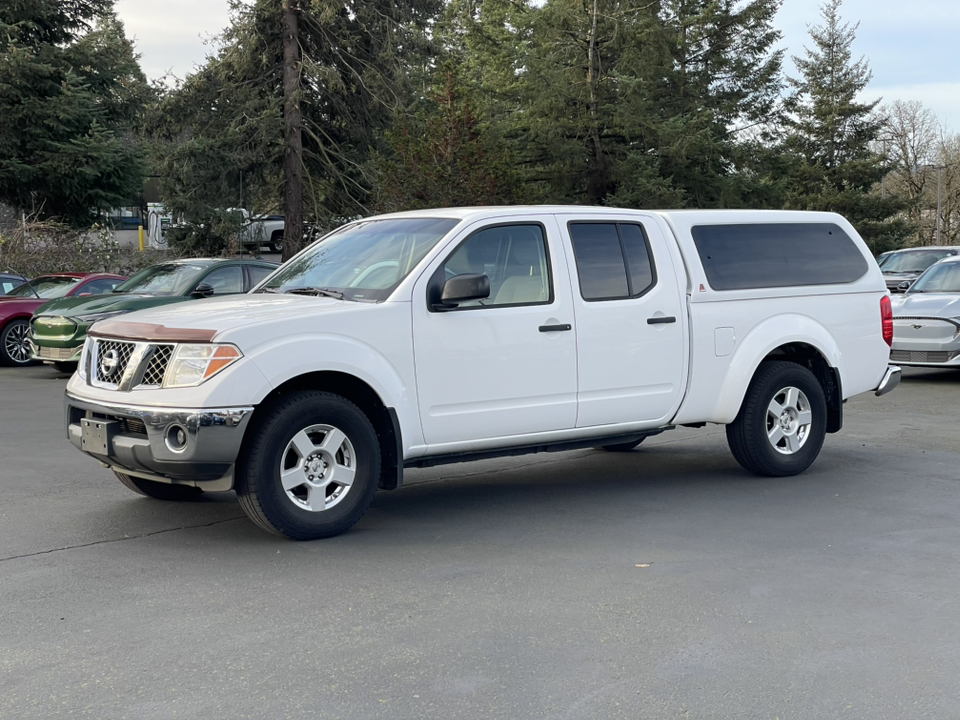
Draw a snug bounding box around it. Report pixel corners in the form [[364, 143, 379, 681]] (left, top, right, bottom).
[[30, 258, 278, 370]]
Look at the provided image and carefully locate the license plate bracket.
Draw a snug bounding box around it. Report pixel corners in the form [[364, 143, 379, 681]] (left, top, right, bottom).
[[81, 418, 116, 454]]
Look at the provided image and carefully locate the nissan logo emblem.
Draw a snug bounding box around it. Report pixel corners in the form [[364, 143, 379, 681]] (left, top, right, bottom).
[[100, 349, 120, 377]]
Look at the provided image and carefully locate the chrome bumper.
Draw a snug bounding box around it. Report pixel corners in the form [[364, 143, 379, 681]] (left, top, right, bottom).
[[65, 392, 254, 490], [874, 365, 901, 397]]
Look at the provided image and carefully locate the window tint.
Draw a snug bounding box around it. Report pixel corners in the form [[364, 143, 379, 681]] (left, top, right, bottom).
[[691, 223, 868, 291], [569, 222, 657, 301], [439, 224, 551, 308], [247, 265, 275, 288], [201, 266, 244, 295]]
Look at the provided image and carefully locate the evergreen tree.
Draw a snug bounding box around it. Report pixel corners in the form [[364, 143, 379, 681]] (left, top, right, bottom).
[[783, 0, 908, 252], [150, 0, 441, 258], [0, 1, 152, 226]]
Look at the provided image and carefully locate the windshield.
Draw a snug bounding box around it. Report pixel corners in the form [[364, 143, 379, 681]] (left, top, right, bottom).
[[908, 261, 960, 294], [7, 275, 82, 298], [880, 250, 955, 273], [114, 263, 213, 296], [260, 217, 460, 301]]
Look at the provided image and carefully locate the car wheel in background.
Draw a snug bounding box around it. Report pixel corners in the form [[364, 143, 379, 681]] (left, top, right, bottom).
[[269, 231, 283, 254], [0, 319, 35, 366]]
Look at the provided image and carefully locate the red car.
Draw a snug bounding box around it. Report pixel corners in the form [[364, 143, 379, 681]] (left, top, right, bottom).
[[0, 273, 126, 366]]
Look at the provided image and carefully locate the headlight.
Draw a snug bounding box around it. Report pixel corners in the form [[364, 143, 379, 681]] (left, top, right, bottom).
[[75, 309, 128, 323], [164, 343, 242, 388]]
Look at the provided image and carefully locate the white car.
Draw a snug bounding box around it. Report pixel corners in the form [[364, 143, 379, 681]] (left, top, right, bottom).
[[890, 254, 960, 368], [64, 207, 899, 539]]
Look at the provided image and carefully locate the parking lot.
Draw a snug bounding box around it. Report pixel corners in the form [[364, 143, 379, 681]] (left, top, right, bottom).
[[2, 364, 959, 719]]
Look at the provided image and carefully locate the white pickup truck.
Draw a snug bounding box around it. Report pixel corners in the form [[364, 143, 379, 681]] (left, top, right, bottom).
[[64, 207, 900, 540]]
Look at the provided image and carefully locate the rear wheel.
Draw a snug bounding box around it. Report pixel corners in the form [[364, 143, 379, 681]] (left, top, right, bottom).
[[0, 319, 33, 366], [726, 361, 826, 477], [595, 437, 646, 452], [113, 470, 205, 500], [268, 231, 283, 253], [235, 391, 380, 540]]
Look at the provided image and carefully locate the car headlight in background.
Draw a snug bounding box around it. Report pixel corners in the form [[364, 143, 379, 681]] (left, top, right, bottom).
[[164, 344, 242, 388], [74, 310, 128, 323]]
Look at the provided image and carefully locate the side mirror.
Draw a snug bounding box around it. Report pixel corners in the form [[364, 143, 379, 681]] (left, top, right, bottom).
[[434, 274, 490, 310], [897, 281, 912, 291], [191, 283, 215, 298]]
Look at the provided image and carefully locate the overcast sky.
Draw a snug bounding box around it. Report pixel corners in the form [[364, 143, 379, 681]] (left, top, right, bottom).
[[115, 0, 960, 132]]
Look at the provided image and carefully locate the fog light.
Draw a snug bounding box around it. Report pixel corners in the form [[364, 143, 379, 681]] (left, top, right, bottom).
[[165, 424, 188, 453]]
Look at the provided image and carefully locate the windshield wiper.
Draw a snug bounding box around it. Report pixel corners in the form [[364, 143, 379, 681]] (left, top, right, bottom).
[[254, 287, 278, 293], [284, 287, 348, 300]]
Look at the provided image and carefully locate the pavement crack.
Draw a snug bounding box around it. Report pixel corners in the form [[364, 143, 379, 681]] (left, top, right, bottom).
[[0, 515, 247, 563]]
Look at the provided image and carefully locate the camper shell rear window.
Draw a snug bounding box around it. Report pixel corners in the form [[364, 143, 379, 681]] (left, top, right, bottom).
[[691, 223, 868, 291]]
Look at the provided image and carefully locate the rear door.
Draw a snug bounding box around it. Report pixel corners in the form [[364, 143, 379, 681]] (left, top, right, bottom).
[[412, 215, 579, 446], [559, 214, 687, 427]]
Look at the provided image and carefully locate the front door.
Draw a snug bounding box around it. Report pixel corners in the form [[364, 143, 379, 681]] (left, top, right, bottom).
[[412, 216, 578, 447]]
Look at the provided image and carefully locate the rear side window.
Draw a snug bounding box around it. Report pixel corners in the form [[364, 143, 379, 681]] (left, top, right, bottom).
[[691, 223, 868, 290], [569, 222, 656, 301]]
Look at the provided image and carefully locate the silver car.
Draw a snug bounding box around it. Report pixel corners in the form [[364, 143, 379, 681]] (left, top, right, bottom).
[[890, 255, 960, 368]]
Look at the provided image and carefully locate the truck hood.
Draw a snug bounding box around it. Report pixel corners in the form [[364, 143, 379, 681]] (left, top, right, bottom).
[[35, 293, 187, 318], [891, 292, 960, 318], [92, 293, 369, 337]]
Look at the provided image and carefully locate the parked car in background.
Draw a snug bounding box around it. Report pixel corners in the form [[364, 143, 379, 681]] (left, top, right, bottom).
[[890, 254, 960, 369], [0, 273, 126, 366], [0, 272, 27, 295], [878, 246, 960, 292], [231, 208, 285, 253], [30, 258, 278, 371]]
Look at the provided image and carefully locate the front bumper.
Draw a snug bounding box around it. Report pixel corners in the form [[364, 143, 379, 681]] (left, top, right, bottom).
[[65, 392, 254, 490]]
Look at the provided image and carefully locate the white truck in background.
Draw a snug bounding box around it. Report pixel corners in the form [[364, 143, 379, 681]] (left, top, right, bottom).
[[233, 208, 284, 253], [64, 207, 900, 540]]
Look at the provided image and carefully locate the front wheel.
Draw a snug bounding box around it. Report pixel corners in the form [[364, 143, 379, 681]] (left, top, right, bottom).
[[114, 470, 205, 500], [235, 391, 380, 540], [725, 361, 827, 477], [0, 319, 34, 366]]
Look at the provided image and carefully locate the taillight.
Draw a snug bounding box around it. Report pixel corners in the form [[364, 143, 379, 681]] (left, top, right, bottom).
[[880, 295, 893, 347]]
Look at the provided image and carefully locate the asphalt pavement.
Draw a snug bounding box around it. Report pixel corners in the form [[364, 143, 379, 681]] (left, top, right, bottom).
[[1, 364, 959, 719]]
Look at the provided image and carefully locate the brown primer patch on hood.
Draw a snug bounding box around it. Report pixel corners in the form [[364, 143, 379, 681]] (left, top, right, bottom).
[[89, 320, 217, 343]]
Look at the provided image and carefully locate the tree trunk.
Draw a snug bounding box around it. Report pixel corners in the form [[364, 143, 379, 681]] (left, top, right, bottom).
[[282, 0, 303, 261]]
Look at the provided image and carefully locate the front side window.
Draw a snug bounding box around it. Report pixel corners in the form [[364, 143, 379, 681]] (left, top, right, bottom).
[[568, 222, 656, 301], [262, 217, 459, 302], [438, 224, 551, 308], [201, 266, 244, 295]]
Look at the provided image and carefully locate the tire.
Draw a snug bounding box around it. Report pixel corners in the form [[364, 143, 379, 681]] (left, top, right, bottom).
[[235, 391, 380, 540], [0, 318, 34, 366], [52, 361, 77, 374], [268, 231, 283, 254], [595, 437, 646, 452], [725, 361, 827, 477], [114, 470, 205, 500]]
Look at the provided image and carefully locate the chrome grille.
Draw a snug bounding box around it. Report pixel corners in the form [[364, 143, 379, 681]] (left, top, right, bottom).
[[890, 349, 960, 363], [94, 340, 135, 383], [140, 345, 173, 386]]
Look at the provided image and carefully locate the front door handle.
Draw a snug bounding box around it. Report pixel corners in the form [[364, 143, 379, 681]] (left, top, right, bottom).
[[647, 316, 676, 325], [539, 324, 572, 332]]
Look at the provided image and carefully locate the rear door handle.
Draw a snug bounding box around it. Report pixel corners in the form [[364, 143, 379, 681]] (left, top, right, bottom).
[[539, 324, 572, 332], [647, 316, 676, 325]]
